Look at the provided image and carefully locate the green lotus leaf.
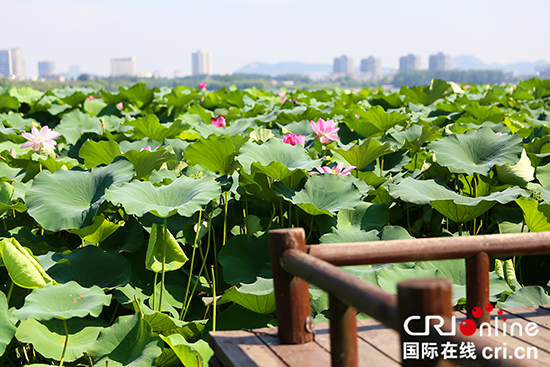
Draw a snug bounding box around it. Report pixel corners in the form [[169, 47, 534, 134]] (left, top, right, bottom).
[[218, 277, 275, 315], [56, 110, 104, 145], [497, 286, 550, 308], [145, 223, 188, 273], [26, 159, 135, 231], [218, 232, 271, 286], [0, 292, 16, 356], [185, 135, 239, 174], [516, 197, 550, 232], [238, 138, 321, 181], [0, 237, 55, 289], [47, 246, 132, 288], [123, 115, 186, 142], [70, 215, 121, 243], [0, 94, 20, 111], [100, 217, 145, 253], [13, 281, 111, 321], [495, 149, 534, 186], [193, 120, 255, 138], [428, 127, 523, 176], [106, 175, 220, 218], [15, 317, 106, 362], [159, 333, 213, 367], [320, 229, 380, 244], [344, 105, 409, 137], [320, 225, 413, 244], [118, 83, 157, 108], [79, 140, 122, 168], [400, 79, 455, 106], [336, 202, 389, 232], [0, 181, 15, 216], [59, 90, 88, 107], [332, 138, 393, 170], [123, 148, 177, 179], [274, 174, 361, 216], [9, 87, 43, 104], [389, 177, 526, 223], [87, 312, 163, 367]]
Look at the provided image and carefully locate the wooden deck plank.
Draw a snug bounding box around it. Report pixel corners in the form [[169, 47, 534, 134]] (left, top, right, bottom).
[[209, 306, 550, 367], [356, 318, 402, 362], [209, 329, 287, 367], [313, 321, 401, 366], [253, 326, 332, 367]]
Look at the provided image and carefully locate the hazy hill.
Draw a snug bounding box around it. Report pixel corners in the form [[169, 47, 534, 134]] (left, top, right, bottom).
[[453, 55, 549, 75], [234, 56, 550, 76]]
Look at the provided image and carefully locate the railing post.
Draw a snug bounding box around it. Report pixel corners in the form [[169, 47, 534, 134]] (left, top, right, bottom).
[[269, 228, 313, 344], [329, 294, 358, 367], [398, 278, 455, 367], [466, 252, 490, 326]]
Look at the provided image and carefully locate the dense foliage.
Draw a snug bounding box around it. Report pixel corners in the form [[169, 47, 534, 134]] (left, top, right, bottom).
[[0, 78, 550, 366]]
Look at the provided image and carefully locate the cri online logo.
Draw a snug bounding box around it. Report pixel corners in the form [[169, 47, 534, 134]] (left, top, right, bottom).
[[404, 303, 522, 337], [459, 303, 503, 336]]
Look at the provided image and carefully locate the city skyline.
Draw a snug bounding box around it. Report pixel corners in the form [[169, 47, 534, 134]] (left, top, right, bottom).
[[1, 0, 550, 78]]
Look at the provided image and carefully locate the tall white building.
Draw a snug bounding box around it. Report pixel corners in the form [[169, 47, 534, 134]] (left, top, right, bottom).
[[360, 56, 381, 75], [333, 55, 354, 74], [399, 54, 421, 72], [429, 52, 452, 71], [111, 57, 136, 77], [192, 50, 212, 75], [0, 48, 25, 79]]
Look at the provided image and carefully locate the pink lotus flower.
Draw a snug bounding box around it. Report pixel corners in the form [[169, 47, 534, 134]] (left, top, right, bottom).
[[282, 133, 305, 146], [211, 116, 226, 128], [311, 118, 340, 144], [310, 162, 356, 176], [21, 126, 60, 152], [140, 145, 159, 152], [277, 91, 286, 97], [9, 148, 16, 158], [116, 102, 123, 109], [199, 82, 207, 91], [86, 95, 99, 101]]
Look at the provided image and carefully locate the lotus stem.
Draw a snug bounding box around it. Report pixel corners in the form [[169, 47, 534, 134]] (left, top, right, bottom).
[[6, 282, 13, 304], [159, 217, 168, 312], [279, 201, 284, 226], [180, 210, 202, 320], [222, 191, 228, 247], [380, 156, 384, 177], [182, 226, 210, 320], [211, 266, 217, 332], [306, 215, 314, 243], [59, 320, 69, 367], [152, 272, 158, 311]]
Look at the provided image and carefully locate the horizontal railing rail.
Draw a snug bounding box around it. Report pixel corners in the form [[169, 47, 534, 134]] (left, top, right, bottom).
[[306, 231, 550, 266], [269, 228, 545, 367]]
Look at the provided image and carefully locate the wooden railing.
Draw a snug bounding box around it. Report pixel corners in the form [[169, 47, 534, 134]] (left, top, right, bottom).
[[269, 228, 550, 367]]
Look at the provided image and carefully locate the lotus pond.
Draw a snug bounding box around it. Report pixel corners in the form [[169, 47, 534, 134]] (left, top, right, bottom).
[[1, 79, 550, 366]]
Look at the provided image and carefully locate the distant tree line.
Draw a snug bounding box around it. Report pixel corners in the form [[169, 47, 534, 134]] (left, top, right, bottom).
[[392, 70, 512, 87], [0, 70, 526, 92]]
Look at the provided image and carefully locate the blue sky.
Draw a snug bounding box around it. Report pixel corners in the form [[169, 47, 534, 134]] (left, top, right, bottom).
[[2, 0, 549, 77]]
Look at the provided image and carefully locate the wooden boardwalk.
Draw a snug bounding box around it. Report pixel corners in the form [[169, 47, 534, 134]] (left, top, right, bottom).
[[209, 305, 550, 367]]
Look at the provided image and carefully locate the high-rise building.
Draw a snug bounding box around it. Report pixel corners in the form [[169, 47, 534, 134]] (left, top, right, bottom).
[[38, 61, 56, 78], [399, 54, 421, 72], [192, 50, 212, 75], [360, 56, 381, 75], [68, 65, 81, 80], [429, 52, 451, 71], [333, 55, 354, 74], [0, 48, 25, 79], [111, 57, 136, 77]]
